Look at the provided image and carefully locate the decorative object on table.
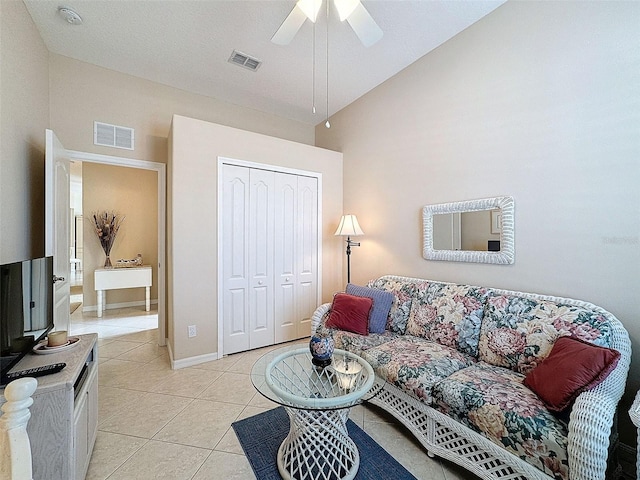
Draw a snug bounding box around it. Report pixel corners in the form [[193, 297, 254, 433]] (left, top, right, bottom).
[[332, 354, 364, 392], [309, 332, 334, 368], [232, 407, 418, 480], [47, 330, 68, 347], [115, 253, 143, 268], [334, 214, 364, 283], [33, 337, 80, 354], [90, 211, 125, 268]]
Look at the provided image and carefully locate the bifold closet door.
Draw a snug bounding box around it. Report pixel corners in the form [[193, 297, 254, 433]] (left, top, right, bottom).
[[223, 164, 318, 354], [294, 175, 318, 338], [274, 173, 318, 343], [222, 165, 276, 354], [248, 168, 275, 349]]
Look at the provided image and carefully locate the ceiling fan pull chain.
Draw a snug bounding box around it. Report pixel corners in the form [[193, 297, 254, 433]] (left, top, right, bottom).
[[312, 20, 316, 115], [325, 0, 331, 128]]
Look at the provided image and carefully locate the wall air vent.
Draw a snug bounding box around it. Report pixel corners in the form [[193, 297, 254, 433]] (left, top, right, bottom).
[[228, 50, 262, 71], [94, 122, 134, 150]]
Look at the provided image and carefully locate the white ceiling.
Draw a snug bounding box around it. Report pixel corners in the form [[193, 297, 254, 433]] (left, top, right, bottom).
[[24, 0, 505, 126]]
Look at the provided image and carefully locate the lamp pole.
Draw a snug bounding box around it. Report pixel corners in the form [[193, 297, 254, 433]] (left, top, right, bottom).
[[335, 214, 364, 285], [345, 236, 360, 284]]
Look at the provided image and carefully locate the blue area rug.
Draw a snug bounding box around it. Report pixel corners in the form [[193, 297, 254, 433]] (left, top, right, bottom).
[[232, 406, 417, 480]]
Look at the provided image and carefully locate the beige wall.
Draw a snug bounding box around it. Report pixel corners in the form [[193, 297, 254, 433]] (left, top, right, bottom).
[[47, 52, 315, 337], [49, 54, 314, 164], [82, 163, 158, 308], [170, 115, 343, 362], [316, 1, 640, 445], [0, 0, 50, 263]]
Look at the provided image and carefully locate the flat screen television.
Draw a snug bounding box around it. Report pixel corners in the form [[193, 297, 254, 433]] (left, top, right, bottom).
[[0, 256, 54, 381]]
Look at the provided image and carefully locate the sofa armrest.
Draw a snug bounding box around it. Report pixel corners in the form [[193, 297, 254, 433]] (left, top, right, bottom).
[[311, 303, 331, 335], [568, 389, 619, 479], [630, 389, 640, 429], [631, 390, 640, 478], [567, 320, 631, 480]]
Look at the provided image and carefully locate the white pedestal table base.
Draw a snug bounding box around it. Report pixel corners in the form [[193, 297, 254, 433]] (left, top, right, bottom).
[[278, 407, 359, 480]]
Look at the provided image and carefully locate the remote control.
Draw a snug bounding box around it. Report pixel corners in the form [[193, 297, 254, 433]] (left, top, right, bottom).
[[2, 363, 66, 383]]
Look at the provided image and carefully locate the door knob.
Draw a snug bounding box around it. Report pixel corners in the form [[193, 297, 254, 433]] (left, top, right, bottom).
[[53, 275, 65, 283]]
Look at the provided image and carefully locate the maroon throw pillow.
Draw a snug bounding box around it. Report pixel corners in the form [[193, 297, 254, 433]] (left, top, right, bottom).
[[325, 293, 372, 336], [523, 336, 620, 412]]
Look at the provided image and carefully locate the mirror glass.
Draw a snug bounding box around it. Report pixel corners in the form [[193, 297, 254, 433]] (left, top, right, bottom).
[[423, 196, 514, 264], [433, 210, 501, 251]]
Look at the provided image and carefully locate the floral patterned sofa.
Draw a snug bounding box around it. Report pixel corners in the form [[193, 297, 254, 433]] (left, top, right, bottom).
[[311, 275, 631, 480]]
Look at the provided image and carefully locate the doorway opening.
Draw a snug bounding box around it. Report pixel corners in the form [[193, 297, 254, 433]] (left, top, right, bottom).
[[67, 149, 166, 346]]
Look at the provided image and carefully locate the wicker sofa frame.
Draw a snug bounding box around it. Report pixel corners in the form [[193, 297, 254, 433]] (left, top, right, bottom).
[[311, 275, 632, 480]]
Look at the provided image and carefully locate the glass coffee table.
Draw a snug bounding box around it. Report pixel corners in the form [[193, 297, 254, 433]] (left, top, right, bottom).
[[251, 345, 376, 480]]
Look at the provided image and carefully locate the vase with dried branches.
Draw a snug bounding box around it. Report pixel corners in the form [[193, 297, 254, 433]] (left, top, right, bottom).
[[90, 211, 125, 268]]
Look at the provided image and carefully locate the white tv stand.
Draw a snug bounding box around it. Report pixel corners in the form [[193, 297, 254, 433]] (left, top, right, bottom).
[[0, 333, 98, 480]]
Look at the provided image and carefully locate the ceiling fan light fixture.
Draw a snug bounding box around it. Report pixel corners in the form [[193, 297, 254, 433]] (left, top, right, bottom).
[[297, 0, 322, 23], [334, 0, 359, 21]]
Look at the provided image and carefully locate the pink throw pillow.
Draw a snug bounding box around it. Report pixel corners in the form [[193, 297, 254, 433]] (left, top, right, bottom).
[[523, 336, 620, 412], [325, 293, 372, 336]]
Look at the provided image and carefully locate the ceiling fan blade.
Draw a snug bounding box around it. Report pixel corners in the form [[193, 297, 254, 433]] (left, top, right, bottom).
[[272, 5, 308, 45], [346, 2, 383, 47]]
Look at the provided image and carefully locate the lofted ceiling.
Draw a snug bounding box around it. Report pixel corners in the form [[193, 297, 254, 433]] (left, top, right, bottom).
[[24, 0, 505, 127]]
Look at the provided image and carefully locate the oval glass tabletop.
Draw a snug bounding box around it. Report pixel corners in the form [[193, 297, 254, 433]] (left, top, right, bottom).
[[251, 344, 380, 411]]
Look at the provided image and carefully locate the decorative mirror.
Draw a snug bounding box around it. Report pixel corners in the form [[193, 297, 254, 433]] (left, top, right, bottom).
[[423, 196, 514, 264]]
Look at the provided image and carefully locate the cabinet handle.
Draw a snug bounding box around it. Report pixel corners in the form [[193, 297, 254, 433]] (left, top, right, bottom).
[[53, 275, 65, 283], [285, 277, 290, 282], [258, 281, 263, 285]]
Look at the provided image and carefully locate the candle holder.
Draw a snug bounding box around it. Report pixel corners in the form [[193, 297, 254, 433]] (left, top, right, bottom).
[[332, 354, 363, 392]]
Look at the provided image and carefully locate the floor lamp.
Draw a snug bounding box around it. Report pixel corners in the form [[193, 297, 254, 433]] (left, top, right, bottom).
[[334, 215, 364, 284]]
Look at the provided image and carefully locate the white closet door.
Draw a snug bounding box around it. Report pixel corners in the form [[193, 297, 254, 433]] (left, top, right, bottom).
[[248, 169, 275, 349], [296, 176, 318, 337], [222, 165, 250, 354], [223, 163, 319, 353], [274, 173, 298, 343]]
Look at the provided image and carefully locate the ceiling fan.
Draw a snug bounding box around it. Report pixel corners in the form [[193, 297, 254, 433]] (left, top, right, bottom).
[[272, 0, 383, 47]]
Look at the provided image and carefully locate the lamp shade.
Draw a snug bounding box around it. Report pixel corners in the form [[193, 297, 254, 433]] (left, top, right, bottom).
[[334, 214, 364, 236]]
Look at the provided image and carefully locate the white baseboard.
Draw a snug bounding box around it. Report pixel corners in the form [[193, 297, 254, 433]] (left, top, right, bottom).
[[82, 299, 158, 312], [170, 350, 221, 370]]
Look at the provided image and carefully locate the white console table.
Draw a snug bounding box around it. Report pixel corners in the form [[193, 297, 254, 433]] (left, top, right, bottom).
[[94, 266, 152, 317]]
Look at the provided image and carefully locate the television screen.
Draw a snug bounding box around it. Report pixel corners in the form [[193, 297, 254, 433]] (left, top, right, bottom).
[[1, 256, 54, 380]]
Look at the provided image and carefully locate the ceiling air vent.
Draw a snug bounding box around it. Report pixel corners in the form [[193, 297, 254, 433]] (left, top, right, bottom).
[[228, 50, 262, 72], [94, 122, 134, 150]]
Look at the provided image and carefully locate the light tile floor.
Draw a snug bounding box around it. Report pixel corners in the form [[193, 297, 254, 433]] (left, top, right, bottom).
[[70, 304, 474, 480]]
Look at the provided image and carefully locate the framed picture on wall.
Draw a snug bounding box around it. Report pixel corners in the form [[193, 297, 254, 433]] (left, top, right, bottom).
[[491, 209, 502, 234]]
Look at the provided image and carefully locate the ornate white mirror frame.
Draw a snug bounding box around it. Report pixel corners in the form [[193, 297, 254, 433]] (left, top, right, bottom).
[[422, 196, 515, 264]]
